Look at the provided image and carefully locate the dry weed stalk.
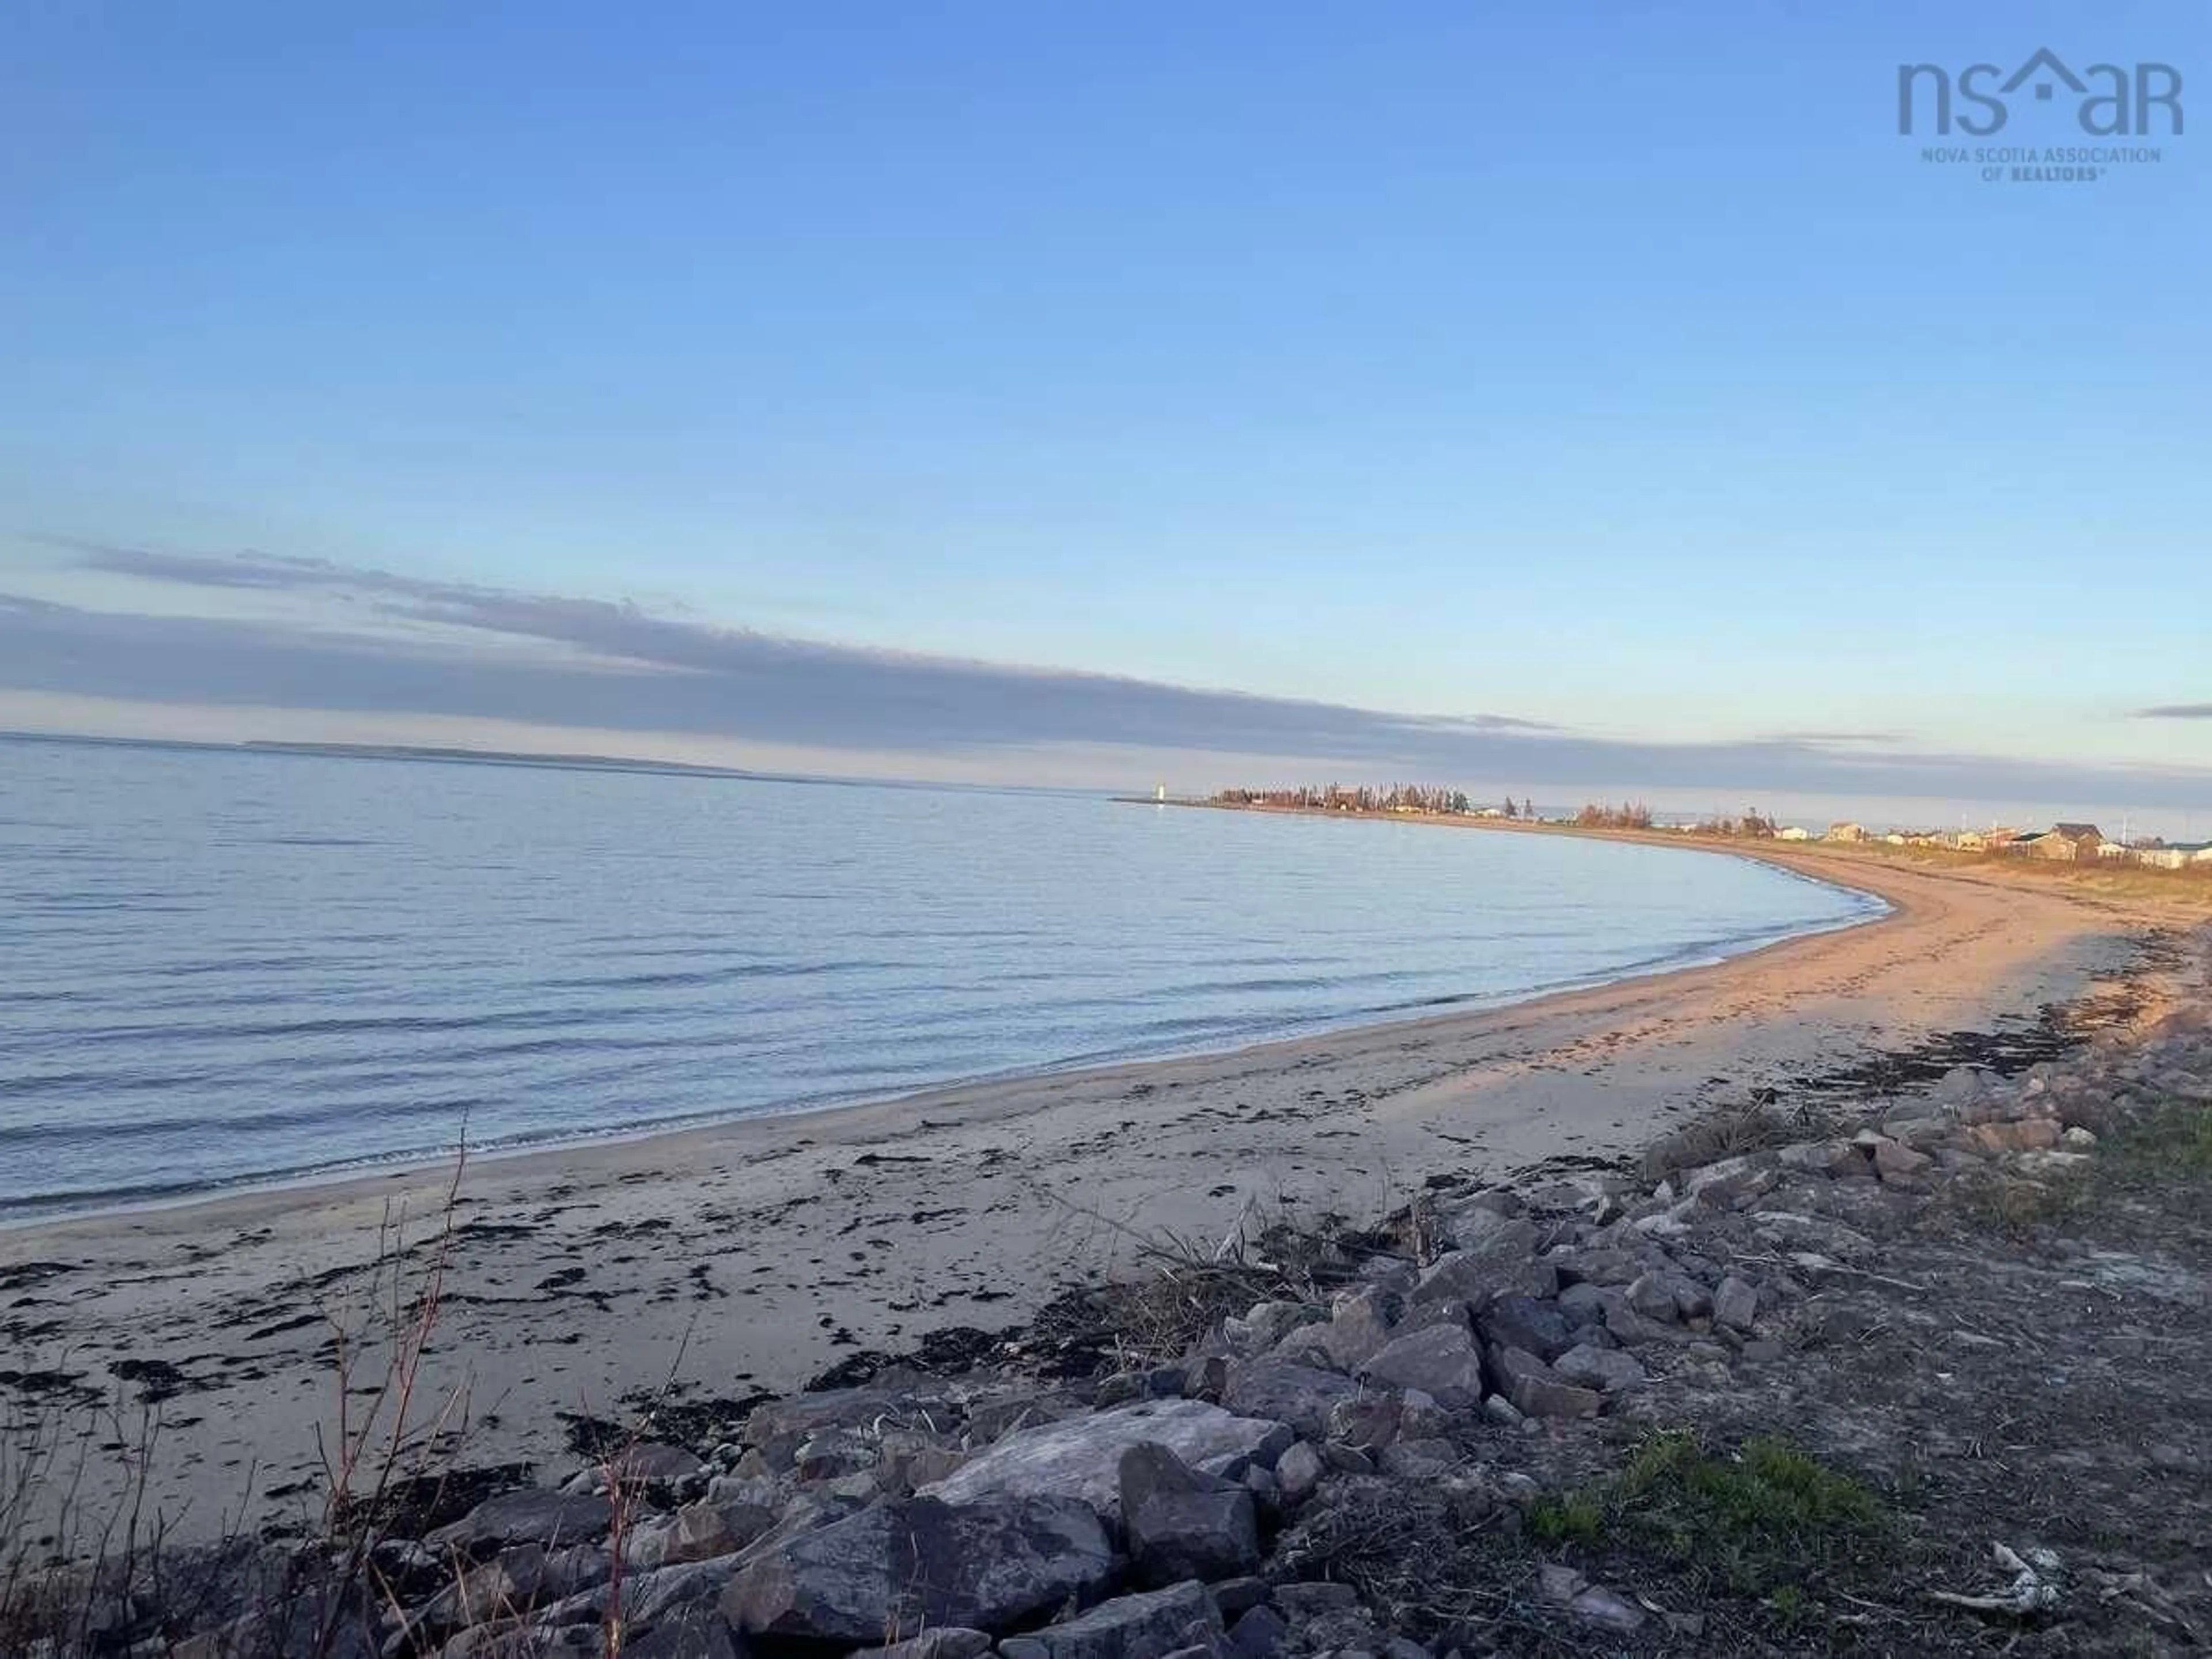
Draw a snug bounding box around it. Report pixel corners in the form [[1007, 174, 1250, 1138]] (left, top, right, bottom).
[[1032, 1181, 1387, 1370], [578, 1327, 698, 1658], [299, 1138, 476, 1656], [1, 1362, 191, 1657]]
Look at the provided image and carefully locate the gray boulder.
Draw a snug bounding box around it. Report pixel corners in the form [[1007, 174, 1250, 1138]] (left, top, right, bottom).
[[1552, 1342, 1647, 1395], [530, 1550, 740, 1632], [721, 1495, 1112, 1643], [744, 1379, 950, 1445], [416, 1544, 549, 1629], [1411, 1248, 1558, 1310], [1227, 1603, 1288, 1657], [1602, 1291, 1690, 1349], [620, 1556, 753, 1626], [1436, 1200, 1534, 1253], [923, 1399, 1289, 1520], [622, 1501, 744, 1573], [1323, 1394, 1401, 1450], [1019, 1581, 1224, 1658], [1713, 1275, 1760, 1332], [1120, 1443, 1260, 1587], [1271, 1582, 1358, 1618], [1548, 1246, 1638, 1287], [1357, 1324, 1487, 1408], [1305, 1286, 1397, 1370], [1931, 1065, 1996, 1107], [1475, 1294, 1577, 1362], [621, 1606, 744, 1659], [1222, 1301, 1309, 1354], [793, 1428, 878, 1482], [1221, 1359, 1359, 1438], [1486, 1346, 1602, 1419], [1556, 1282, 1609, 1325], [847, 1629, 994, 1659], [1378, 1438, 1459, 1480], [426, 1490, 613, 1555], [1272, 1441, 1324, 1506]]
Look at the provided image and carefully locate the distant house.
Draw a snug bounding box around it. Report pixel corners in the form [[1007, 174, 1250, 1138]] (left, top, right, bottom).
[[2031, 823, 2107, 862], [1956, 827, 2020, 853], [2131, 843, 2210, 871], [1826, 822, 1868, 843], [1777, 825, 1812, 842]]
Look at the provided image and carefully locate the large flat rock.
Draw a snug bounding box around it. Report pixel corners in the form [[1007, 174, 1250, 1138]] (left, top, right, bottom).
[[922, 1399, 1290, 1520], [722, 1494, 1112, 1644]]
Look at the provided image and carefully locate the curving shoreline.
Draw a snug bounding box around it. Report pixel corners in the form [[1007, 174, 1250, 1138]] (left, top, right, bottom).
[[0, 841, 2180, 1544], [3, 825, 1887, 1231]]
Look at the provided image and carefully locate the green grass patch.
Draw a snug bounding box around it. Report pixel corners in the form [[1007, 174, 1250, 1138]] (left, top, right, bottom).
[[1947, 1097, 2212, 1244], [1526, 1490, 1603, 1547], [1957, 1099, 2212, 1240], [1529, 1432, 1894, 1601], [2103, 1099, 2212, 1178], [1955, 1168, 2087, 1236]]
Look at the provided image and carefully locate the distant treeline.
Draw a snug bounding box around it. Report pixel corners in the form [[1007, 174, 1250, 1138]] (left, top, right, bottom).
[[1572, 801, 1656, 829], [1685, 812, 1781, 838], [1213, 785, 1480, 815]]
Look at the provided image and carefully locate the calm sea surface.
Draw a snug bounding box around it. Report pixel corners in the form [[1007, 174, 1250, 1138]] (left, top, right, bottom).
[[0, 737, 1883, 1220]]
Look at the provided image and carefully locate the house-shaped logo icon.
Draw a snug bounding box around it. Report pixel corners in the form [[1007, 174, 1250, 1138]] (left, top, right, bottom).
[[2001, 47, 2088, 103]]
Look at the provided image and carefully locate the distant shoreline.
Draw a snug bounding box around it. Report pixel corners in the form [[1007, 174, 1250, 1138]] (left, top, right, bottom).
[[1125, 792, 2212, 903], [0, 726, 1114, 797]]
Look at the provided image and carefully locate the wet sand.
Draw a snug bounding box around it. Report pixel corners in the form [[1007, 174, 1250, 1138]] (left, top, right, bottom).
[[0, 844, 2171, 1545]]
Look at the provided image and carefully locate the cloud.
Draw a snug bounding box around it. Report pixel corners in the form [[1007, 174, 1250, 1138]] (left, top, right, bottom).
[[2135, 703, 2212, 720], [5, 543, 2212, 807], [1758, 730, 1907, 747], [34, 535, 366, 592]]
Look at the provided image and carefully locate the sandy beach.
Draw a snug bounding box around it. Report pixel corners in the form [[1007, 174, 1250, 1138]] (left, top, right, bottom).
[[0, 842, 2182, 1546]]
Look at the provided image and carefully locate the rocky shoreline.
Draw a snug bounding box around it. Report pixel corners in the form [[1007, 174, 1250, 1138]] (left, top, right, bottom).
[[12, 921, 2209, 1657]]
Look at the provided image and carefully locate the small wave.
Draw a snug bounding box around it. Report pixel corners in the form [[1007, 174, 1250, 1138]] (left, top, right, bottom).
[[537, 957, 888, 992], [0, 1089, 494, 1152]]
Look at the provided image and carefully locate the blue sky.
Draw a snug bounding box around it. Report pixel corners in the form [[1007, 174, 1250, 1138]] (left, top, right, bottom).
[[2, 3, 2207, 827]]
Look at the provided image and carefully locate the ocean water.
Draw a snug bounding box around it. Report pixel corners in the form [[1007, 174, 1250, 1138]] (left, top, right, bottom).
[[0, 737, 1883, 1220]]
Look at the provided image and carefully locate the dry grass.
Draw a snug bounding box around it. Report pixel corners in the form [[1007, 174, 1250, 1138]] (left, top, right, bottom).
[[1775, 839, 2212, 911], [1, 1145, 484, 1658], [1953, 1170, 2088, 1237], [1024, 1195, 1392, 1376], [1639, 1097, 1834, 1188], [1271, 1483, 1520, 1634]]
